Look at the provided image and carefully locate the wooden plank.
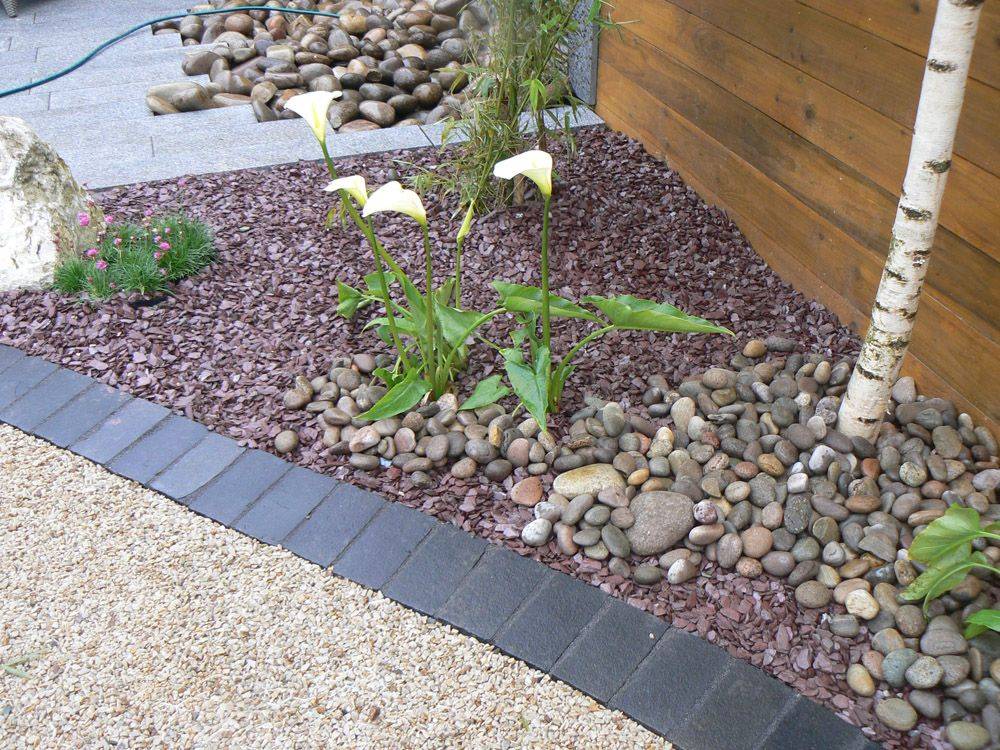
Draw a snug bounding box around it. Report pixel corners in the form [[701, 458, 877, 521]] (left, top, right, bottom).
[[664, 0, 999, 175], [596, 61, 999, 422], [800, 0, 1000, 89], [609, 0, 999, 261], [601, 29, 999, 340]]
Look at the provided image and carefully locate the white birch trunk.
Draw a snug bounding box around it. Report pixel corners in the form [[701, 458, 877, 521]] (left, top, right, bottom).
[[836, 0, 984, 441]]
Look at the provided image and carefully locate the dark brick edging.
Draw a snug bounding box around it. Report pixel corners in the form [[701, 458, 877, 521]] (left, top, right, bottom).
[[0, 345, 878, 750]]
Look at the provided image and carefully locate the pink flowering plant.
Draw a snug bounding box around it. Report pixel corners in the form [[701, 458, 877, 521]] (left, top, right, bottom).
[[53, 213, 214, 301]]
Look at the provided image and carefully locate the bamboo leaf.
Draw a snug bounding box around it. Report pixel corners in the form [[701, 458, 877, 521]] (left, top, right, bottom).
[[502, 346, 550, 427], [582, 294, 733, 335], [493, 281, 599, 321], [460, 375, 511, 411], [357, 372, 431, 421]]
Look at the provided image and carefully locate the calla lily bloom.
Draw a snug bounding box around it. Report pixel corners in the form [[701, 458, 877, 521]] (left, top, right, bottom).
[[362, 181, 427, 226], [324, 175, 368, 207], [286, 91, 342, 143], [456, 203, 475, 243], [493, 149, 553, 197]]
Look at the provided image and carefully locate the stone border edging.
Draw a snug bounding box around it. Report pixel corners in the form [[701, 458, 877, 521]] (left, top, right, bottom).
[[0, 345, 879, 750]]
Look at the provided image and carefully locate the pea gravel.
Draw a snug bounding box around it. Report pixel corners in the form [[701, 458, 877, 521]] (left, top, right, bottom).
[[0, 424, 668, 750]]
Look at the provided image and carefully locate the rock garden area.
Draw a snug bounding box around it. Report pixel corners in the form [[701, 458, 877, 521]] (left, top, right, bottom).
[[2, 127, 998, 750]]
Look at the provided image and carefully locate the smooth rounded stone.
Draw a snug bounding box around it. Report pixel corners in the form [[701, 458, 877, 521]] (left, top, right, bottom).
[[870, 628, 906, 656], [724, 481, 750, 502], [932, 425, 964, 459], [602, 524, 631, 558], [609, 506, 635, 529], [845, 590, 880, 620], [829, 614, 860, 638], [553, 464, 625, 497], [555, 523, 578, 556], [795, 580, 831, 609], [922, 616, 969, 656], [899, 461, 928, 487], [349, 453, 380, 471], [693, 499, 718, 524], [689, 523, 725, 546], [727, 501, 753, 531], [736, 557, 764, 578], [846, 663, 875, 696], [572, 528, 601, 547], [670, 397, 696, 433], [808, 445, 838, 474], [883, 648, 920, 688], [634, 564, 663, 585], [608, 556, 631, 579], [716, 533, 743, 568], [562, 494, 595, 525], [484, 459, 513, 482], [786, 472, 809, 495], [863, 650, 885, 680], [625, 492, 695, 555], [450, 456, 477, 479], [812, 516, 840, 546], [740, 526, 773, 559], [947, 722, 991, 750], [788, 560, 821, 587], [748, 474, 777, 507], [505, 437, 531, 468], [822, 541, 847, 567], [761, 551, 796, 577], [958, 687, 988, 712], [943, 699, 968, 724], [940, 655, 973, 686], [908, 690, 942, 719], [534, 502, 562, 523], [584, 541, 609, 561], [906, 655, 945, 689], [274, 429, 299, 454], [510, 477, 543, 507], [858, 531, 897, 563], [425, 434, 449, 461], [761, 501, 784, 529], [667, 558, 699, 584], [894, 604, 926, 637], [816, 566, 841, 590], [658, 548, 692, 569], [521, 518, 552, 547], [584, 504, 611, 526], [465, 438, 498, 464]]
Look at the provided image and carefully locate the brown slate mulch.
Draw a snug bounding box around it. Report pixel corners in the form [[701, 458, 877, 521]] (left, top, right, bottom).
[[2, 127, 931, 748]]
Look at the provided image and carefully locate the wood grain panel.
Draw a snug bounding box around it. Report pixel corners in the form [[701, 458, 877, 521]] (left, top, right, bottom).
[[596, 60, 999, 425]]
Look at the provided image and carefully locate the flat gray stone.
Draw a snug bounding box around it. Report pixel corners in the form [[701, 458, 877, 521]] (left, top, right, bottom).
[[150, 432, 245, 501]]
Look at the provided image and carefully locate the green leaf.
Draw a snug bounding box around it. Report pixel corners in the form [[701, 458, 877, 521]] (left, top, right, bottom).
[[902, 549, 988, 613], [363, 270, 396, 297], [373, 367, 403, 388], [909, 505, 987, 564], [493, 282, 599, 321], [964, 609, 1000, 639], [357, 372, 431, 421], [460, 374, 511, 411], [337, 281, 363, 319], [365, 315, 419, 338], [582, 294, 734, 335], [435, 302, 489, 349], [502, 346, 550, 427]]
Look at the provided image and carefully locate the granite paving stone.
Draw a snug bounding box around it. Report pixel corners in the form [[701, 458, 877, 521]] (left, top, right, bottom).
[[0, 367, 92, 431], [31, 383, 131, 448], [759, 694, 876, 750], [281, 483, 385, 568], [106, 415, 208, 484], [382, 523, 489, 616], [233, 465, 337, 545], [0, 355, 58, 409], [494, 572, 607, 671], [552, 598, 667, 703], [611, 628, 731, 740], [437, 546, 552, 641], [331, 502, 437, 590], [187, 449, 289, 525], [70, 398, 169, 464], [149, 432, 245, 501]]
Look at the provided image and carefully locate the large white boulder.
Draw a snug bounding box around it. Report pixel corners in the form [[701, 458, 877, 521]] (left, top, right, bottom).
[[0, 116, 102, 292]]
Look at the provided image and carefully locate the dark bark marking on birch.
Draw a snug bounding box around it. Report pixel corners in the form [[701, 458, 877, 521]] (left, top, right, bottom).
[[927, 58, 959, 72], [926, 159, 952, 173], [951, 0, 985, 9], [901, 206, 933, 220], [855, 364, 882, 380]]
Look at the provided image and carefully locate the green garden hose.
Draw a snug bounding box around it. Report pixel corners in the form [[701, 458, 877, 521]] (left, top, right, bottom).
[[0, 6, 340, 99]]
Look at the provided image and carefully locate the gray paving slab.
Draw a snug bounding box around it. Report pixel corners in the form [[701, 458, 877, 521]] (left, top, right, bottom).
[[233, 465, 338, 545], [47, 77, 205, 109], [281, 483, 385, 568], [150, 432, 245, 501], [13, 99, 149, 127], [0, 366, 92, 431], [331, 502, 437, 590], [106, 414, 208, 484], [760, 695, 876, 750], [187, 449, 289, 525], [551, 598, 667, 703], [33, 60, 186, 92], [0, 344, 26, 373], [381, 523, 488, 615], [0, 355, 58, 409], [70, 397, 169, 464], [32, 382, 131, 448]]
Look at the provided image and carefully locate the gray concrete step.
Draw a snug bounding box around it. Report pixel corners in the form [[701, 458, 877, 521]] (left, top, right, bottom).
[[46, 75, 207, 109], [2, 59, 187, 91]]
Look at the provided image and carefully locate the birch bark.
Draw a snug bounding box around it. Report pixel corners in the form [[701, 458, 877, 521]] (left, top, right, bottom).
[[837, 0, 984, 440]]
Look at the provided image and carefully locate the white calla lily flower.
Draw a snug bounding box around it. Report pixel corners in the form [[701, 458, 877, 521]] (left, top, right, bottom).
[[493, 149, 553, 197], [324, 175, 368, 206], [361, 181, 427, 226], [286, 90, 342, 143]]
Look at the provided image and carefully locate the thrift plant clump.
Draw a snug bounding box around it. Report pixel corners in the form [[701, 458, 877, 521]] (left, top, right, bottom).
[[53, 211, 215, 301]]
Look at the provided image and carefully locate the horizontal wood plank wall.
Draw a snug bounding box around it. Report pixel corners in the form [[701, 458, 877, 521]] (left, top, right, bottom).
[[596, 0, 999, 432]]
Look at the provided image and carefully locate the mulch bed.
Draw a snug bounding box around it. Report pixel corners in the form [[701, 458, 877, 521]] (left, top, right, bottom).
[[3, 127, 932, 748]]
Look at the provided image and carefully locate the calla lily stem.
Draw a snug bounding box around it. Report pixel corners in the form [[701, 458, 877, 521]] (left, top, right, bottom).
[[540, 193, 552, 352], [419, 224, 438, 389]]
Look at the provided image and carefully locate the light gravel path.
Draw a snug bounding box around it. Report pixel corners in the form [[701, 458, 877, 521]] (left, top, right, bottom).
[[0, 424, 667, 750]]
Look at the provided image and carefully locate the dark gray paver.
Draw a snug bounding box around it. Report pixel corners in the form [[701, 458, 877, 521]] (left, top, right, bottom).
[[281, 483, 385, 568], [553, 597, 667, 703], [331, 502, 436, 590], [494, 572, 607, 672], [233, 465, 337, 545], [105, 415, 208, 484], [611, 627, 731, 740], [0, 367, 92, 430], [32, 383, 132, 448], [0, 356, 58, 409], [760, 694, 875, 750], [70, 398, 169, 464], [670, 658, 796, 750], [382, 524, 489, 616], [187, 449, 289, 526], [437, 546, 552, 641], [150, 432, 245, 501], [0, 345, 26, 373]]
